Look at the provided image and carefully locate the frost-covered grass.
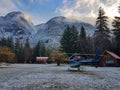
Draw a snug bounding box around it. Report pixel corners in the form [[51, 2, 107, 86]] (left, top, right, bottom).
[[0, 64, 120, 90]]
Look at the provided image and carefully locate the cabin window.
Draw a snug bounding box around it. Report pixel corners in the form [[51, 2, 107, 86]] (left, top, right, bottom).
[[106, 60, 114, 64]]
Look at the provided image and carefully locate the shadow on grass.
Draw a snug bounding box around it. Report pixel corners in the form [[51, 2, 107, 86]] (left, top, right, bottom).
[[68, 69, 97, 75]]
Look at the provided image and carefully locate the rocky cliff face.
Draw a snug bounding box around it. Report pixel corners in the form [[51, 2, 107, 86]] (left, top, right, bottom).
[[0, 11, 35, 43]]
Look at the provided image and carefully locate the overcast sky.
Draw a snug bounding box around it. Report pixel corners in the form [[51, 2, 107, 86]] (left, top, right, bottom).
[[0, 0, 119, 25]]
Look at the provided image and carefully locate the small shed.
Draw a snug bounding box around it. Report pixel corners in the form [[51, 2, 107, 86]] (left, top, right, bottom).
[[100, 50, 120, 66], [36, 57, 48, 64]]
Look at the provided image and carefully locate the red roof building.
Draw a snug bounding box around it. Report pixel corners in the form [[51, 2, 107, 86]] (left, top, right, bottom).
[[36, 57, 48, 64], [99, 50, 120, 66]]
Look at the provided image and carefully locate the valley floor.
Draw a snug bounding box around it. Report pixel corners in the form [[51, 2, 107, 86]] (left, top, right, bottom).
[[0, 64, 120, 90]]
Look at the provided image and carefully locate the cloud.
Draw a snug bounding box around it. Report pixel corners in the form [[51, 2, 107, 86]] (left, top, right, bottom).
[[58, 0, 120, 25], [27, 13, 47, 25], [0, 0, 19, 16], [0, 0, 46, 25], [0, 0, 119, 26]]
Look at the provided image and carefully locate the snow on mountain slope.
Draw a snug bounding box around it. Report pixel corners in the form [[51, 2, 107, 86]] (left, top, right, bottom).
[[0, 11, 35, 43], [0, 12, 95, 48], [34, 16, 95, 48]]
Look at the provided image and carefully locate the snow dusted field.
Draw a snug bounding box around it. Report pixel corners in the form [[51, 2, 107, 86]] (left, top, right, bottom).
[[0, 64, 120, 90]]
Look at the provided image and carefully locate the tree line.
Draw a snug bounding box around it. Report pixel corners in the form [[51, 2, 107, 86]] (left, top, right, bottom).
[[60, 6, 120, 55], [0, 37, 50, 63]]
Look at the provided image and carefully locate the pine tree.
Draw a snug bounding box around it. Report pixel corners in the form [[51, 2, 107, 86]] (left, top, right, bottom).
[[19, 43, 24, 63], [94, 7, 111, 52], [112, 5, 120, 53], [0, 37, 7, 46], [33, 40, 47, 63], [25, 38, 30, 47], [96, 7, 110, 33], [33, 40, 41, 58], [33, 40, 42, 63], [70, 25, 79, 52], [60, 25, 71, 53], [7, 37, 14, 51], [60, 25, 78, 54], [40, 41, 46, 56], [0, 37, 14, 52], [87, 36, 94, 53], [77, 25, 90, 54], [23, 38, 32, 63], [14, 38, 23, 63], [80, 26, 86, 39]]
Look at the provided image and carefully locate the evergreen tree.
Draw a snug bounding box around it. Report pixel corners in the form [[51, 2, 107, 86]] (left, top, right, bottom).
[[0, 37, 7, 46], [32, 41, 41, 63], [33, 40, 47, 63], [14, 38, 23, 63], [60, 26, 71, 53], [25, 38, 30, 47], [60, 25, 78, 54], [7, 37, 14, 51], [23, 38, 32, 63], [40, 41, 46, 56], [87, 36, 94, 53], [33, 40, 41, 58], [94, 7, 111, 52], [70, 25, 79, 52], [77, 25, 91, 54], [96, 7, 110, 33], [112, 5, 120, 53], [19, 43, 24, 62], [80, 25, 86, 39], [0, 37, 14, 52]]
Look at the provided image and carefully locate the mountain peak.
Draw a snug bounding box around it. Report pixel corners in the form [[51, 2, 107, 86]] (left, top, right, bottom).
[[5, 11, 22, 19], [0, 11, 34, 41], [47, 16, 66, 24], [51, 16, 66, 21], [5, 11, 32, 23]]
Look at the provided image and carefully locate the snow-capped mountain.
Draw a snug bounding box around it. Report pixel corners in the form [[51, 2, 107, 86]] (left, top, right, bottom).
[[34, 16, 95, 48], [0, 11, 35, 43], [0, 11, 95, 48]]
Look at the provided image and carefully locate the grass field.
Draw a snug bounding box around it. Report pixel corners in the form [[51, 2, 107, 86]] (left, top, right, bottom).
[[0, 64, 120, 90]]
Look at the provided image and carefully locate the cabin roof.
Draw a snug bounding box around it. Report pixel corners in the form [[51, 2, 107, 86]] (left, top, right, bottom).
[[104, 50, 120, 60]]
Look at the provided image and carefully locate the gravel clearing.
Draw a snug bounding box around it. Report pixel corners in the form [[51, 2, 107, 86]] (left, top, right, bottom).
[[0, 64, 120, 90]]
